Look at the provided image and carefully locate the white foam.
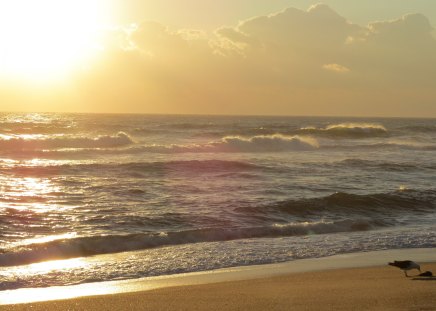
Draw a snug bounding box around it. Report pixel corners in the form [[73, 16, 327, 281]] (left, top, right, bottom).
[[300, 123, 387, 137], [217, 134, 319, 152], [325, 123, 387, 132], [0, 132, 134, 150], [138, 134, 319, 153]]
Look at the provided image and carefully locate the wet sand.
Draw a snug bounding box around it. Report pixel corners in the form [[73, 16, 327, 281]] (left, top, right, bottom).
[[3, 262, 435, 311]]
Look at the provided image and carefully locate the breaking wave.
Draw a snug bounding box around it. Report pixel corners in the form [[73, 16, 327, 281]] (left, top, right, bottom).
[[138, 134, 318, 153], [0, 134, 318, 157], [299, 123, 387, 138], [222, 134, 318, 151], [0, 132, 133, 151], [0, 219, 383, 267]]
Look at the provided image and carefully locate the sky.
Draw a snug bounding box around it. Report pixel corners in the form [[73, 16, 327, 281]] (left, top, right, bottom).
[[0, 1, 436, 117], [111, 0, 436, 31]]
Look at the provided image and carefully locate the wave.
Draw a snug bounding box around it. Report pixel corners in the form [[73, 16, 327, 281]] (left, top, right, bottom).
[[396, 125, 436, 133], [108, 140, 436, 155], [236, 190, 436, 218], [8, 139, 436, 159], [0, 132, 133, 151], [135, 134, 319, 153], [165, 122, 219, 130], [0, 123, 77, 135], [334, 159, 436, 172], [321, 141, 436, 151], [0, 134, 318, 158], [298, 123, 387, 138], [0, 189, 434, 267], [1, 160, 263, 177], [218, 134, 318, 152], [119, 159, 261, 172], [69, 134, 317, 154], [0, 218, 384, 267]]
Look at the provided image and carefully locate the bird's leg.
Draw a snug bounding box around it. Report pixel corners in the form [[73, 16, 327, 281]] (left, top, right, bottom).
[[404, 271, 408, 277]]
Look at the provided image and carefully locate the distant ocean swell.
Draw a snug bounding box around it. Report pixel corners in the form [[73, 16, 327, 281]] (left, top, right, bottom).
[[128, 135, 319, 153], [0, 160, 263, 177], [0, 133, 317, 152], [2, 131, 436, 157], [2, 159, 435, 178], [2, 121, 435, 142], [179, 122, 390, 138], [322, 142, 436, 151], [132, 139, 436, 153], [396, 125, 436, 133], [3, 141, 436, 159], [1, 190, 434, 267], [139, 122, 435, 137], [239, 190, 436, 217], [333, 159, 436, 172]]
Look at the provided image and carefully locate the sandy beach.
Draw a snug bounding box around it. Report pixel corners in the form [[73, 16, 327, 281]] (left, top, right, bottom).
[[2, 256, 435, 311]]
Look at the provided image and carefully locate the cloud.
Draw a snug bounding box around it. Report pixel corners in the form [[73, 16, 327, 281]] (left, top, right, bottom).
[[344, 13, 436, 88], [367, 13, 434, 44], [323, 63, 350, 73], [78, 5, 436, 116], [233, 4, 360, 51], [130, 22, 189, 58], [4, 4, 434, 117]]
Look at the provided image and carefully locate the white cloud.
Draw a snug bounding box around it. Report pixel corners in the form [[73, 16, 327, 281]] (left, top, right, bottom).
[[323, 63, 350, 73]]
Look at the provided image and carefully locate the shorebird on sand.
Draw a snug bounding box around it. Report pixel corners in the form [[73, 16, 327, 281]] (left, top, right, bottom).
[[388, 260, 421, 277]]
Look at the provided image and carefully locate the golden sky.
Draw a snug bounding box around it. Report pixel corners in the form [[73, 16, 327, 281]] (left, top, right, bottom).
[[0, 1, 435, 117]]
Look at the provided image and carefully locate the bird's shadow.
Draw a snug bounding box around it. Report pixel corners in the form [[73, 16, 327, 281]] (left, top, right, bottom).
[[411, 277, 436, 281]]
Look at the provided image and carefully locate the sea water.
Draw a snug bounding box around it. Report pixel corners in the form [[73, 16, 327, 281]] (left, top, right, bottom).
[[0, 113, 435, 290]]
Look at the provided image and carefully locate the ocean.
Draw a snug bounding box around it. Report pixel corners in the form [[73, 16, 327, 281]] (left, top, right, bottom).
[[0, 113, 435, 290]]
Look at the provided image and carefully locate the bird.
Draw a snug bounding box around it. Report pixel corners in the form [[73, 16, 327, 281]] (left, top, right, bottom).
[[388, 260, 421, 277], [418, 271, 433, 277]]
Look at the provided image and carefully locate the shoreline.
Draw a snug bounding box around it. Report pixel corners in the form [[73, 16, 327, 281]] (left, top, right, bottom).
[[1, 247, 435, 306]]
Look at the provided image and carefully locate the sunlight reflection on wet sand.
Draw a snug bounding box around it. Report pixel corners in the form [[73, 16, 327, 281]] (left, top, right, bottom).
[[0, 248, 435, 305], [0, 280, 123, 305]]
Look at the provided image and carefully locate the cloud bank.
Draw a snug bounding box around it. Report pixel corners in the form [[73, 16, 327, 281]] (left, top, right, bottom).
[[3, 4, 436, 117]]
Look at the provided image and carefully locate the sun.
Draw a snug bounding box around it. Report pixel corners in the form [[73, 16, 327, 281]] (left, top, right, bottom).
[[0, 0, 109, 82]]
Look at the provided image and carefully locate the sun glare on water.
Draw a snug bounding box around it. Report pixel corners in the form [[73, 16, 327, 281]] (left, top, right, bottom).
[[0, 0, 109, 82]]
